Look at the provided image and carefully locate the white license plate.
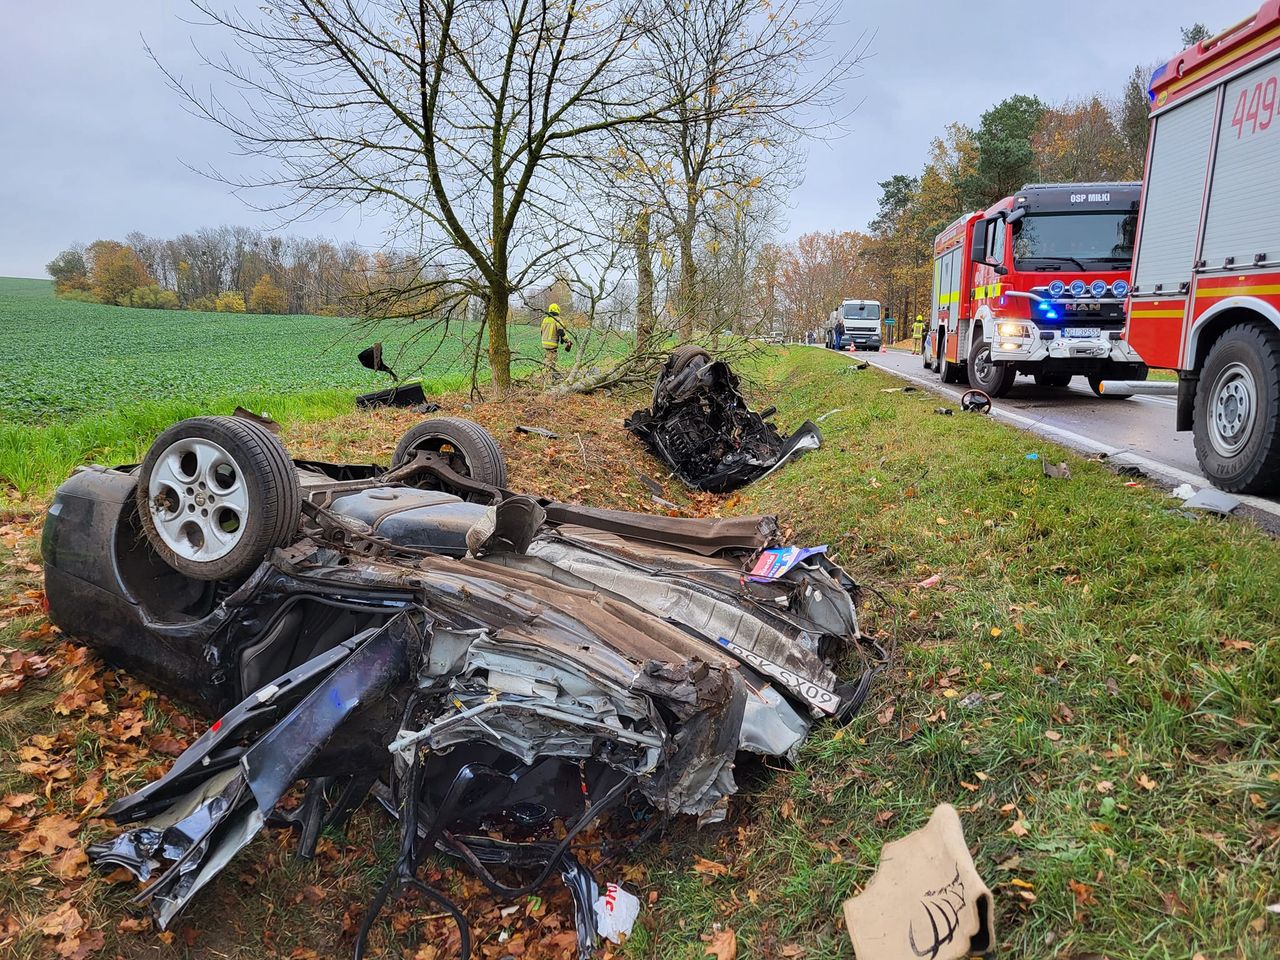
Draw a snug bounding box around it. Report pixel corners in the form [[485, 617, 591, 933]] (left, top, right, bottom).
[[1064, 327, 1101, 339]]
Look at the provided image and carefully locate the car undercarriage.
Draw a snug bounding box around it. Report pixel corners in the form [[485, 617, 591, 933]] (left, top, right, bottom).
[[42, 413, 878, 957]]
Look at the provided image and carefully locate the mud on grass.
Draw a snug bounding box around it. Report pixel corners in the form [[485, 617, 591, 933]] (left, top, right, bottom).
[[1, 347, 1277, 958]]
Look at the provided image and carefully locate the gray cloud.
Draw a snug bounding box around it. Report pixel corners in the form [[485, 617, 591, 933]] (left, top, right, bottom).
[[0, 0, 1229, 278]]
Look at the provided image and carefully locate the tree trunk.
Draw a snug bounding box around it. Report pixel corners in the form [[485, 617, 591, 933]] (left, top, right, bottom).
[[677, 195, 697, 339], [633, 210, 655, 354], [485, 286, 512, 394]]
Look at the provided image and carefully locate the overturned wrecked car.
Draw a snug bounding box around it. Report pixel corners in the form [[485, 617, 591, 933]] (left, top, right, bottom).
[[625, 346, 822, 493], [42, 413, 877, 957]]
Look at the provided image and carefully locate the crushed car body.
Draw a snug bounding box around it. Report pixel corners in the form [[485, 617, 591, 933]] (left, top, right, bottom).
[[625, 346, 822, 492], [41, 414, 876, 957]]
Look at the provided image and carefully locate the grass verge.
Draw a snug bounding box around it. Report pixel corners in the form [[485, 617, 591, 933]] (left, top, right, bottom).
[[0, 346, 1275, 958], [628, 347, 1279, 959]]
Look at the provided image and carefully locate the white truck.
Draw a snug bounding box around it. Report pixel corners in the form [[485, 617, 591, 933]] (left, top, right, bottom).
[[824, 299, 883, 351]]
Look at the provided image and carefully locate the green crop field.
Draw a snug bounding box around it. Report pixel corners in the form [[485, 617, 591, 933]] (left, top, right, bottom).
[[0, 277, 546, 425], [0, 278, 558, 497]]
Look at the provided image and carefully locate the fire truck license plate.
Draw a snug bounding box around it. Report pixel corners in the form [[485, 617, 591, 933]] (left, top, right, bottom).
[[1064, 327, 1101, 339]]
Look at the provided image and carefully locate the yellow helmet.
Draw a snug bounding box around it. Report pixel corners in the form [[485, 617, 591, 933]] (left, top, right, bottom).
[[547, 303, 561, 316]]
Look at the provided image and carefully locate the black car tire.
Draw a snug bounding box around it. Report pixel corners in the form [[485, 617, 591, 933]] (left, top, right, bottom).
[[653, 345, 711, 407], [1035, 373, 1073, 388], [136, 416, 301, 582], [393, 417, 508, 488], [1192, 323, 1280, 493], [667, 344, 711, 377], [940, 354, 962, 383], [968, 337, 1015, 397]]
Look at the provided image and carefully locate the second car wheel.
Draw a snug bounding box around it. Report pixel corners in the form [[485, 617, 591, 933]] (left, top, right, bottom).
[[393, 417, 508, 489], [968, 338, 1015, 397], [136, 416, 302, 581]]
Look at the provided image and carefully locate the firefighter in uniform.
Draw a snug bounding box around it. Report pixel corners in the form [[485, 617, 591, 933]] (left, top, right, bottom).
[[541, 303, 570, 376], [912, 314, 925, 355]]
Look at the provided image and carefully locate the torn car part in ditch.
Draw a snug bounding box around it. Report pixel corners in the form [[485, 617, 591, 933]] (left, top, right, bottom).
[[43, 413, 881, 958], [355, 342, 429, 408], [625, 346, 822, 493]]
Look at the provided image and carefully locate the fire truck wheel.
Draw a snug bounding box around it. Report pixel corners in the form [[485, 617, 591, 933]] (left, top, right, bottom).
[[1193, 323, 1280, 494], [967, 338, 1015, 397], [938, 338, 961, 382]]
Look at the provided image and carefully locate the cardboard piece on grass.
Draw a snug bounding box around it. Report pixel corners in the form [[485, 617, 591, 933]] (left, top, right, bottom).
[[842, 804, 994, 960]]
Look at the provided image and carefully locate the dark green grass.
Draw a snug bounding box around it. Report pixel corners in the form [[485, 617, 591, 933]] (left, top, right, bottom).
[[0, 277, 580, 497], [629, 347, 1280, 959], [0, 277, 511, 425]]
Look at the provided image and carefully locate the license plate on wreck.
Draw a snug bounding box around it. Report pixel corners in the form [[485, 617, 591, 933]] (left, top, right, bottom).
[[1064, 327, 1101, 339]]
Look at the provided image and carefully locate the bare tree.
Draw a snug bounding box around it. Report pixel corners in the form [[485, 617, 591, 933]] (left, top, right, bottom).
[[162, 0, 688, 393], [614, 0, 865, 337]]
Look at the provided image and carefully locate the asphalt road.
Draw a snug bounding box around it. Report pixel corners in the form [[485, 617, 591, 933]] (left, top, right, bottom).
[[847, 345, 1280, 529]]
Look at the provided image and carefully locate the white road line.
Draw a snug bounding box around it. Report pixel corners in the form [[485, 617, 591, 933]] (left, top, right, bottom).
[[863, 357, 1280, 521]]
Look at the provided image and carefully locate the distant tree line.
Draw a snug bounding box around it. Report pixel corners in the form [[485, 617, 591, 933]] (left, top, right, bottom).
[[46, 227, 379, 315], [755, 22, 1213, 338]]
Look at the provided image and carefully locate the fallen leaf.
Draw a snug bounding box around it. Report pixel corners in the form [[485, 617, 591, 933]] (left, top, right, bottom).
[[18, 813, 80, 856], [874, 810, 896, 827], [1068, 879, 1096, 906], [1044, 730, 1062, 742], [1136, 773, 1158, 791], [704, 926, 737, 960], [50, 845, 89, 880], [692, 857, 729, 877]]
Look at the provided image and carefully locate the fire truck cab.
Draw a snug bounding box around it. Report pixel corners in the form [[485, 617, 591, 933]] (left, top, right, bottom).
[[1126, 1, 1280, 493], [925, 184, 1149, 397]]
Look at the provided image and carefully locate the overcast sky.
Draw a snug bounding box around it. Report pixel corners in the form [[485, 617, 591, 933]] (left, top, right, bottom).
[[0, 0, 1235, 279]]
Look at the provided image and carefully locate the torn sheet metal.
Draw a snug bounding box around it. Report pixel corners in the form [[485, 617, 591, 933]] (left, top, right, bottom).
[[626, 349, 822, 492], [43, 416, 878, 954]]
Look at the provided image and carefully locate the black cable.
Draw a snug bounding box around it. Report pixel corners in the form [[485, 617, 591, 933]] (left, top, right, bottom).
[[440, 773, 635, 899], [352, 748, 472, 960]]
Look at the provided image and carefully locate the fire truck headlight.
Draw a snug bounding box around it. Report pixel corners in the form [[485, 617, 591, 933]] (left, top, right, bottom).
[[997, 322, 1029, 338], [1111, 279, 1129, 298], [1090, 280, 1107, 298], [1048, 280, 1066, 298], [1000, 341, 1021, 351]]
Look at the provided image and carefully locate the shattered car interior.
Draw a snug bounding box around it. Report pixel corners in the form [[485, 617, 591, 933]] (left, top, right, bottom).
[[41, 412, 879, 957], [625, 346, 823, 493]]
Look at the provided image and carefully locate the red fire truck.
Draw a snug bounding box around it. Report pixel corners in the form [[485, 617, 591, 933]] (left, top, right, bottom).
[[1125, 1, 1280, 493], [924, 183, 1149, 397]]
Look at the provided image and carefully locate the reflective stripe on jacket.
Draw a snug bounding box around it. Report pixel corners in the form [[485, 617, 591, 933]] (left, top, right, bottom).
[[541, 315, 561, 348]]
